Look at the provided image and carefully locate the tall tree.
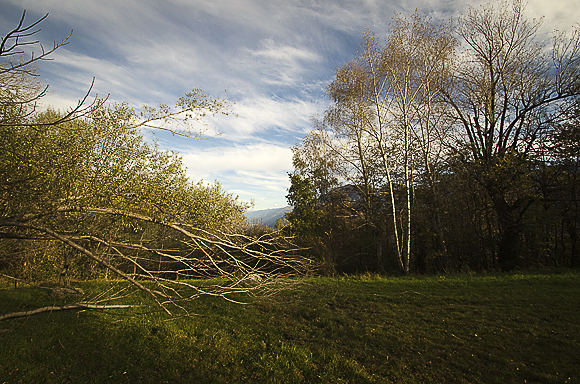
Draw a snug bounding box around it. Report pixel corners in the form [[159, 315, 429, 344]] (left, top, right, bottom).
[[379, 13, 456, 272], [443, 0, 580, 270], [320, 14, 455, 273]]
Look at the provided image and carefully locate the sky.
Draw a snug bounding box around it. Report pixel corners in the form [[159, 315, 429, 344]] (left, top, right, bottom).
[[1, 0, 578, 210]]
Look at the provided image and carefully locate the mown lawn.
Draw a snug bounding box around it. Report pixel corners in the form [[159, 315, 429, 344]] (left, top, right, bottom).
[[1, 271, 579, 383]]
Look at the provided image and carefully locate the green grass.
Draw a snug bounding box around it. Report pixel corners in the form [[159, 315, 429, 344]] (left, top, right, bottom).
[[1, 272, 579, 383]]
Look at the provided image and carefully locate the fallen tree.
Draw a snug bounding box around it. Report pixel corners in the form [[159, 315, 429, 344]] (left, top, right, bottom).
[[0, 11, 311, 318], [0, 105, 310, 315], [1, 208, 311, 317]]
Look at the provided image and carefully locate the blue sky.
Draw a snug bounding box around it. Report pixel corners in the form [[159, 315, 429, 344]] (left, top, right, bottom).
[[1, 0, 577, 210]]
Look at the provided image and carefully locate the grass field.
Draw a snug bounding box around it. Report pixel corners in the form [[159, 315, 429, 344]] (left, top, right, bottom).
[[1, 271, 579, 383]]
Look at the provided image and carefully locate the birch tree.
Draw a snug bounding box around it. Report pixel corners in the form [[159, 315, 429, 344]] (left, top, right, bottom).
[[332, 14, 454, 273], [292, 13, 455, 273], [323, 32, 407, 272], [385, 13, 456, 266]]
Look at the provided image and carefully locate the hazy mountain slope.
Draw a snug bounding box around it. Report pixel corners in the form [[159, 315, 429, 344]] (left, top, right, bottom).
[[245, 206, 292, 227]]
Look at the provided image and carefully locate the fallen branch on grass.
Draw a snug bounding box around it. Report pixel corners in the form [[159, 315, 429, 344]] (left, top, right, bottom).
[[0, 303, 139, 321], [0, 207, 311, 317]]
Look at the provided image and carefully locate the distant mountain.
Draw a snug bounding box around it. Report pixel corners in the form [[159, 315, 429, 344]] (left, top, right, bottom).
[[245, 206, 292, 228]]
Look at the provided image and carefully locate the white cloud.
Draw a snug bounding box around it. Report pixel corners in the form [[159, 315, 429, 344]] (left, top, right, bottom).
[[4, 0, 579, 211], [252, 40, 320, 63], [181, 143, 293, 209], [525, 0, 579, 37], [244, 39, 322, 86], [182, 142, 292, 179], [216, 96, 324, 141]]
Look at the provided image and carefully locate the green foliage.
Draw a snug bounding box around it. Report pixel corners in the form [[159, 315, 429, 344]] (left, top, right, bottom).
[[0, 12, 308, 311], [0, 104, 249, 281], [285, 174, 323, 241], [291, 130, 339, 197], [285, 174, 337, 272], [139, 88, 234, 139], [188, 181, 249, 232], [1, 272, 579, 383]]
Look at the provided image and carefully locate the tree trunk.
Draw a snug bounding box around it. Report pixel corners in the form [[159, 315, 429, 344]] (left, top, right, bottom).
[[497, 222, 520, 271], [384, 165, 404, 272], [567, 221, 578, 268], [492, 197, 521, 271], [404, 119, 411, 274]]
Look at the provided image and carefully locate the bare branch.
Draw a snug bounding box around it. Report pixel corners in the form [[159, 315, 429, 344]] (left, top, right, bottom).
[[0, 221, 173, 314], [0, 303, 138, 321]]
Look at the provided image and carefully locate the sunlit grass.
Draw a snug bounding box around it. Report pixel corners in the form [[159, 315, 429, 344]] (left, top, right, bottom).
[[1, 271, 579, 383]]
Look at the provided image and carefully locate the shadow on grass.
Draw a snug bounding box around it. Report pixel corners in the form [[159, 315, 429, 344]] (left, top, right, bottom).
[[1, 272, 579, 383]]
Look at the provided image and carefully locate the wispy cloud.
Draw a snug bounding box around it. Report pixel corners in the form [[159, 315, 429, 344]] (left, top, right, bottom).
[[3, 0, 578, 209], [245, 39, 322, 86], [215, 96, 324, 141]]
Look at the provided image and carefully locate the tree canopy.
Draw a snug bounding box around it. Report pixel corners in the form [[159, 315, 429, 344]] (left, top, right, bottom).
[[288, 0, 580, 274]]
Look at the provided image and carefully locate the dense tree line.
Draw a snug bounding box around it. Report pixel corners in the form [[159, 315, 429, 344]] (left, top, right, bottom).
[[286, 0, 580, 274]]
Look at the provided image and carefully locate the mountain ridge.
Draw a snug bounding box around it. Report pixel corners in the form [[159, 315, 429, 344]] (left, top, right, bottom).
[[244, 206, 291, 228]]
